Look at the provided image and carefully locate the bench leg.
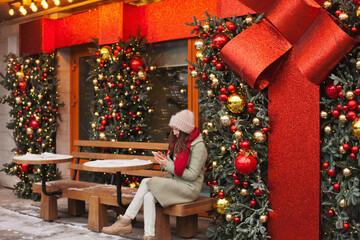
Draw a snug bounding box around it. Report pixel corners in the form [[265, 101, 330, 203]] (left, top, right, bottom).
[[88, 196, 108, 232], [176, 214, 198, 238], [155, 206, 171, 240], [40, 194, 58, 221], [68, 199, 86, 216]]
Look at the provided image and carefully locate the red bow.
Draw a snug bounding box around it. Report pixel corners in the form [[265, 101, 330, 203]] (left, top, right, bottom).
[[219, 0, 358, 91]]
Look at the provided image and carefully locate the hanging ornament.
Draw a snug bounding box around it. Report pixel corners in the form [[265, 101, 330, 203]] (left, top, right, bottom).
[[15, 96, 21, 104], [225, 212, 233, 222], [30, 120, 40, 130], [346, 91, 354, 100], [207, 89, 215, 97], [18, 81, 27, 92], [203, 24, 210, 32], [234, 130, 243, 139], [253, 131, 266, 143], [130, 57, 144, 72], [259, 214, 268, 223], [207, 122, 214, 129], [339, 114, 347, 123], [320, 111, 328, 119], [213, 196, 231, 214], [220, 114, 231, 126], [342, 168, 351, 177], [325, 82, 338, 98], [235, 153, 257, 175], [196, 51, 204, 60], [245, 16, 253, 25], [194, 39, 205, 51], [138, 70, 146, 80], [26, 128, 33, 135], [100, 46, 111, 60], [352, 118, 360, 138], [213, 34, 229, 49], [240, 188, 248, 196], [16, 71, 24, 79], [227, 93, 246, 114], [99, 132, 107, 140], [338, 199, 347, 208], [252, 117, 261, 126], [324, 125, 332, 134], [339, 12, 348, 22], [323, 1, 332, 9], [220, 146, 227, 154]]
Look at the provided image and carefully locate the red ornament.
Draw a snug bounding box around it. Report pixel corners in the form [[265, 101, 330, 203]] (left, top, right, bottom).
[[241, 141, 250, 150], [333, 183, 340, 190], [230, 125, 237, 132], [332, 109, 339, 118], [30, 120, 40, 130], [255, 189, 262, 195], [234, 217, 240, 223], [212, 180, 218, 185], [350, 153, 356, 160], [355, 88, 360, 95], [347, 111, 356, 120], [343, 105, 348, 111], [130, 58, 144, 72], [352, 146, 359, 153], [227, 23, 236, 31], [21, 164, 29, 173], [101, 119, 107, 126], [216, 63, 223, 70], [217, 25, 224, 32], [213, 34, 229, 49], [201, 74, 207, 80], [348, 100, 357, 110], [232, 173, 238, 179], [262, 127, 270, 133], [18, 81, 27, 92], [228, 85, 236, 93], [231, 144, 237, 151], [343, 143, 350, 151], [235, 153, 257, 175], [234, 179, 240, 185], [250, 200, 256, 206], [105, 95, 110, 102], [325, 82, 338, 98], [219, 94, 228, 102], [343, 223, 349, 230], [328, 209, 334, 216], [218, 191, 224, 198], [194, 25, 200, 31], [322, 162, 329, 169], [243, 181, 249, 187], [327, 169, 336, 177], [220, 87, 227, 94]]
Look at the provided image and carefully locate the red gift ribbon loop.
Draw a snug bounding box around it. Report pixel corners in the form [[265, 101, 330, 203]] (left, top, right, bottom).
[[219, 0, 357, 91]]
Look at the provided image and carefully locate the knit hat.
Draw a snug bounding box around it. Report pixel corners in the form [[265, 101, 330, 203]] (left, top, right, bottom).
[[169, 110, 195, 134]]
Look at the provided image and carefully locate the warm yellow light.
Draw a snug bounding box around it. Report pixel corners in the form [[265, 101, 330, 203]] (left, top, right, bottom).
[[19, 5, 27, 15], [30, 2, 38, 12], [41, 0, 49, 9], [68, 0, 73, 2], [9, 8, 14, 16], [54, 0, 60, 6]]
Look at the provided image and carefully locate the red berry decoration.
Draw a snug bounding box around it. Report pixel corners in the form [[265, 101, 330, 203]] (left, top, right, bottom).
[[235, 153, 257, 175], [30, 120, 40, 130], [194, 25, 200, 31], [325, 82, 338, 98], [232, 173, 238, 179], [213, 34, 229, 49]]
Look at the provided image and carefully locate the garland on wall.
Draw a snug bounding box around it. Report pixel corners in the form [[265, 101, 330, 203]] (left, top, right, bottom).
[[187, 13, 270, 240], [0, 53, 61, 200]]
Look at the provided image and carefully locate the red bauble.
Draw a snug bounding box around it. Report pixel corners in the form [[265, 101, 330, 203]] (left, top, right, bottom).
[[218, 191, 224, 198], [232, 173, 238, 179], [333, 183, 340, 190], [21, 164, 29, 173], [230, 125, 237, 132], [255, 189, 262, 195], [220, 87, 227, 94], [332, 109, 339, 117], [213, 34, 229, 49], [343, 143, 350, 150], [327, 169, 336, 176], [241, 141, 250, 150], [347, 111, 356, 120], [105, 95, 110, 102], [228, 84, 236, 93], [343, 223, 349, 230], [18, 81, 27, 92], [219, 94, 228, 102], [216, 63, 223, 70], [325, 82, 338, 98], [322, 162, 329, 169], [227, 23, 236, 31], [130, 58, 144, 72], [328, 209, 334, 216], [235, 153, 257, 175], [30, 120, 40, 130], [101, 119, 107, 126], [352, 146, 359, 153], [234, 217, 240, 223], [234, 179, 240, 185], [243, 181, 249, 187], [250, 200, 256, 206], [348, 100, 357, 110]]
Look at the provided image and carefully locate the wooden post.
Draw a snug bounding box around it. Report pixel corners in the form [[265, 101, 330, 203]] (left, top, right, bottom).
[[176, 214, 198, 238], [40, 194, 58, 221], [88, 196, 108, 232], [155, 206, 171, 240]]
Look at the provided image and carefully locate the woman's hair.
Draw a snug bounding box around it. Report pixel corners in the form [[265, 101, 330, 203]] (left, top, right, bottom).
[[168, 129, 190, 156]]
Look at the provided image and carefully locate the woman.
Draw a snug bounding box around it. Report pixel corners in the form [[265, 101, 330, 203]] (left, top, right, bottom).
[[102, 109, 207, 240]]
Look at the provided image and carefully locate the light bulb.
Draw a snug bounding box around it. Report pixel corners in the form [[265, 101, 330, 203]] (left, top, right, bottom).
[[30, 2, 38, 12], [19, 6, 27, 15], [9, 8, 14, 16], [41, 0, 49, 9], [54, 0, 60, 6]]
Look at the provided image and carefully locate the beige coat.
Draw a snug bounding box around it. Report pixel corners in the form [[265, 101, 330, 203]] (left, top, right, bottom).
[[147, 134, 207, 207]]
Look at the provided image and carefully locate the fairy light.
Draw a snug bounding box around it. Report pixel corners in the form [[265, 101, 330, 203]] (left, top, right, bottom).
[[41, 0, 49, 9], [8, 5, 14, 16], [19, 5, 27, 16], [30, 1, 38, 12]]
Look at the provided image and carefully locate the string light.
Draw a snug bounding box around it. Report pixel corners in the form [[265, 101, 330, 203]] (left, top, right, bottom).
[[30, 1, 38, 12], [8, 4, 14, 16], [41, 0, 49, 9], [53, 0, 60, 6], [19, 4, 27, 15]]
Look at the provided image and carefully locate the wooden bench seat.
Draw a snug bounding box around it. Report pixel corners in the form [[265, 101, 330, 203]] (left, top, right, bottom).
[[32, 140, 213, 239]]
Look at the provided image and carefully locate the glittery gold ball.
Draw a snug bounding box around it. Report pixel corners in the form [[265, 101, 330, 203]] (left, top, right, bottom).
[[259, 214, 268, 223], [150, 66, 156, 71], [196, 51, 204, 60], [320, 111, 328, 119], [27, 102, 32, 107], [99, 100, 104, 105], [35, 115, 40, 121], [323, 1, 332, 9], [207, 89, 215, 97], [91, 123, 97, 129], [93, 79, 98, 85], [35, 59, 40, 65], [324, 125, 332, 134], [130, 85, 136, 90], [119, 102, 124, 108], [357, 6, 360, 18], [212, 185, 220, 194], [99, 132, 106, 140], [252, 117, 260, 126], [213, 197, 231, 215], [195, 40, 205, 51], [245, 16, 253, 25], [339, 114, 347, 123], [37, 128, 42, 133], [138, 130, 143, 135], [38, 94, 43, 100], [95, 112, 99, 117], [209, 73, 216, 80], [227, 93, 246, 114], [15, 97, 21, 104], [343, 168, 351, 177], [138, 71, 146, 80], [240, 189, 248, 196], [117, 74, 123, 80], [203, 24, 210, 32], [212, 78, 219, 86], [220, 146, 226, 154], [191, 70, 198, 78], [339, 13, 348, 22], [339, 146, 346, 154], [202, 129, 208, 136], [94, 86, 99, 92], [234, 130, 243, 139], [253, 130, 266, 143], [220, 114, 231, 126], [356, 61, 360, 70], [212, 161, 218, 168], [49, 118, 54, 123], [346, 91, 354, 100], [352, 118, 360, 138], [339, 199, 347, 208], [26, 128, 33, 135], [207, 122, 214, 129], [148, 108, 154, 114], [146, 86, 152, 91], [19, 117, 24, 122], [98, 74, 104, 80], [225, 213, 233, 222], [100, 47, 111, 60]]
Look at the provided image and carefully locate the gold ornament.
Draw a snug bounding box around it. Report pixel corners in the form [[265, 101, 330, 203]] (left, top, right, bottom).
[[19, 117, 24, 122], [220, 114, 231, 126], [35, 59, 40, 65], [343, 168, 351, 177], [111, 139, 116, 142], [191, 70, 198, 78], [94, 112, 99, 117], [356, 61, 360, 70], [209, 73, 216, 80], [234, 130, 243, 139], [323, 1, 332, 9], [202, 129, 208, 136], [94, 86, 99, 92], [339, 199, 347, 208], [98, 74, 104, 80], [146, 86, 152, 91], [352, 118, 360, 138], [212, 185, 220, 194], [38, 94, 43, 100], [203, 24, 210, 32], [196, 51, 204, 60], [148, 108, 154, 114], [207, 122, 214, 129], [100, 47, 111, 60], [18, 123, 22, 127], [225, 213, 233, 222], [15, 97, 21, 104], [130, 85, 136, 90], [212, 78, 219, 86], [212, 161, 218, 168], [93, 79, 98, 85], [339, 114, 347, 123], [346, 91, 354, 100], [138, 71, 146, 80], [253, 130, 266, 143], [37, 128, 42, 133], [240, 189, 248, 196], [49, 118, 54, 123], [27, 102, 32, 107], [91, 123, 97, 129], [99, 132, 106, 140], [117, 74, 123, 80], [16, 71, 24, 79], [99, 99, 103, 105], [150, 66, 156, 71], [324, 125, 332, 134], [339, 13, 348, 22], [35, 115, 41, 121], [245, 16, 253, 25], [213, 197, 231, 215], [194, 40, 205, 51], [227, 93, 246, 114], [129, 182, 137, 188], [207, 89, 215, 97], [357, 6, 360, 18], [119, 102, 124, 108], [28, 148, 33, 153], [339, 146, 346, 154], [259, 214, 268, 223], [320, 111, 328, 119], [138, 130, 143, 135], [220, 146, 226, 154], [252, 117, 260, 126], [26, 128, 33, 135]]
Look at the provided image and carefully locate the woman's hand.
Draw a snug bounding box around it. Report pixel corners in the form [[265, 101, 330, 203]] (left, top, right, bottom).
[[154, 152, 168, 167]]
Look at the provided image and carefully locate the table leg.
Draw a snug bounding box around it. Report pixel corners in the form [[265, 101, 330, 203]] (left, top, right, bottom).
[[116, 172, 129, 209], [41, 164, 62, 196]]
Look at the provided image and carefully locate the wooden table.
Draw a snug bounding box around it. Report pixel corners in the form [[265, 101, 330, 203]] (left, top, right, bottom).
[[13, 153, 73, 196], [83, 159, 153, 208]]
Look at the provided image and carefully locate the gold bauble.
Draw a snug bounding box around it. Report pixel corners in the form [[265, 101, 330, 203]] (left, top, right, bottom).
[[191, 70, 198, 78], [18, 123, 22, 127], [117, 74, 123, 80], [119, 102, 124, 108], [207, 89, 215, 97], [240, 189, 248, 196], [47, 101, 51, 105], [28, 148, 33, 153], [196, 51, 204, 60], [352, 118, 360, 138], [245, 16, 253, 25], [227, 93, 246, 114], [203, 24, 210, 32], [146, 86, 152, 91], [356, 60, 360, 69], [259, 214, 268, 223], [202, 129, 208, 136], [339, 114, 347, 123], [212, 161, 218, 168], [111, 139, 116, 142], [323, 1, 332, 9], [225, 213, 233, 222], [234, 130, 243, 139], [26, 128, 33, 135], [148, 108, 154, 114], [49, 118, 54, 123], [35, 115, 41, 121], [98, 74, 104, 80], [16, 71, 24, 79], [19, 117, 24, 122], [339, 13, 348, 22], [346, 91, 354, 100], [94, 86, 99, 92], [343, 168, 351, 177], [37, 128, 42, 133], [35, 59, 40, 65], [129, 182, 137, 188], [212, 185, 220, 194], [339, 146, 346, 154], [195, 40, 205, 51], [212, 78, 219, 86], [97, 58, 101, 63], [15, 96, 21, 104], [253, 130, 266, 143], [138, 130, 143, 135], [339, 199, 347, 208], [38, 94, 43, 100], [209, 73, 216, 80], [91, 123, 97, 129], [324, 125, 332, 134], [357, 6, 360, 18], [99, 132, 107, 140], [99, 99, 104, 105], [130, 85, 136, 90], [93, 79, 98, 85], [220, 114, 231, 126], [320, 111, 328, 119], [100, 47, 111, 60], [220, 146, 226, 154], [27, 102, 32, 107], [94, 112, 99, 117], [138, 71, 146, 80], [252, 117, 260, 126], [213, 197, 231, 215], [207, 122, 214, 129], [150, 66, 156, 71]]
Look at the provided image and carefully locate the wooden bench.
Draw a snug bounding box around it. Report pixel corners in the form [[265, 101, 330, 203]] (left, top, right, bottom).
[[33, 140, 213, 239]]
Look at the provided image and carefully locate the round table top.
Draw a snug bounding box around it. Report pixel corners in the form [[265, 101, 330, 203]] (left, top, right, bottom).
[[12, 153, 73, 165], [82, 159, 154, 174]]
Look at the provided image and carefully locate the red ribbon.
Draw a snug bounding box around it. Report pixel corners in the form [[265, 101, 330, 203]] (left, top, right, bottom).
[[219, 0, 357, 91]]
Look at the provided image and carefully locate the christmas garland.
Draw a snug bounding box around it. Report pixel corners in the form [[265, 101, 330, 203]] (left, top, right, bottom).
[[0, 53, 61, 200], [188, 13, 270, 240]]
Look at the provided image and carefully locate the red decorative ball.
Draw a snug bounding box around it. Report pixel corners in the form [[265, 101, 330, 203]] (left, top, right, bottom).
[[194, 25, 200, 31], [255, 189, 262, 195], [250, 200, 256, 206], [352, 146, 359, 153], [243, 181, 249, 187], [201, 74, 207, 80], [350, 153, 356, 160], [21, 164, 29, 173], [30, 120, 40, 130], [231, 144, 237, 151], [323, 162, 329, 169], [217, 25, 224, 32], [241, 141, 250, 150], [347, 111, 356, 120], [234, 217, 240, 223], [218, 191, 224, 198], [227, 23, 236, 31], [230, 125, 237, 132], [105, 95, 111, 102], [101, 119, 107, 126], [219, 94, 228, 102], [348, 100, 357, 110], [235, 153, 257, 175], [328, 209, 334, 216], [327, 169, 336, 177], [232, 173, 238, 179], [325, 82, 338, 98], [332, 109, 339, 118], [343, 223, 349, 230], [130, 58, 144, 72], [220, 87, 227, 94], [234, 179, 240, 185], [18, 81, 27, 92], [213, 34, 229, 49], [355, 89, 360, 95], [343, 143, 350, 150], [228, 85, 236, 93], [333, 183, 340, 190], [119, 132, 124, 137], [216, 63, 223, 70]]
